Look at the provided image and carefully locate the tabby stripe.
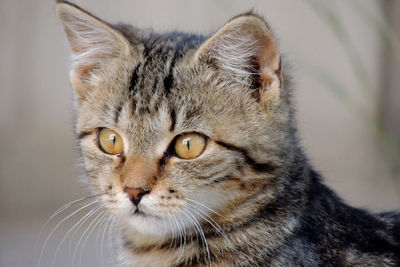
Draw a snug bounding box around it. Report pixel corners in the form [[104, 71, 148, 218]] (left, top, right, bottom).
[[128, 63, 140, 93], [114, 103, 123, 125], [77, 130, 92, 139], [130, 98, 137, 115], [198, 170, 226, 181], [163, 50, 178, 94], [125, 234, 195, 254], [135, 57, 153, 90], [175, 250, 212, 267], [215, 140, 276, 173], [135, 46, 163, 90], [202, 175, 240, 187], [169, 107, 176, 132], [152, 77, 159, 93]]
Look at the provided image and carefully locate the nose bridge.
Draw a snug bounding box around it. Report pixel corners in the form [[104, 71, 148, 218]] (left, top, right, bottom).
[[122, 156, 157, 189]]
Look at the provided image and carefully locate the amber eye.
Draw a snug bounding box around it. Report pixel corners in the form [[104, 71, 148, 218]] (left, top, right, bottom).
[[98, 128, 123, 155], [174, 133, 207, 159]]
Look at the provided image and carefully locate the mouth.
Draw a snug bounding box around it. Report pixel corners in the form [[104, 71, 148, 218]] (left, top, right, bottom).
[[131, 208, 163, 221], [132, 207, 155, 218], [133, 208, 146, 216]]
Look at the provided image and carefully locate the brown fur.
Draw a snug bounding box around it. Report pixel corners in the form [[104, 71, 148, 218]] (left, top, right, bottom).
[[57, 1, 400, 266]]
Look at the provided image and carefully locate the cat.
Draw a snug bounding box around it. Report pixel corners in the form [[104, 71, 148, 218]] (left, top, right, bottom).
[[56, 1, 400, 266]]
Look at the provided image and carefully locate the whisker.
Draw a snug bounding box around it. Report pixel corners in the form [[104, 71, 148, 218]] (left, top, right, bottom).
[[109, 216, 120, 266], [188, 203, 233, 248], [37, 199, 100, 267], [69, 210, 105, 267], [75, 210, 107, 267], [172, 215, 180, 251], [169, 215, 176, 250], [161, 215, 168, 237], [187, 203, 224, 233], [186, 198, 225, 218], [162, 215, 180, 264], [51, 205, 103, 267], [171, 214, 182, 261], [178, 210, 200, 263], [185, 211, 199, 251], [187, 208, 211, 266], [182, 207, 211, 265], [36, 194, 103, 252], [174, 212, 187, 265], [95, 213, 110, 267], [106, 215, 117, 265], [100, 215, 113, 267], [167, 214, 177, 250]]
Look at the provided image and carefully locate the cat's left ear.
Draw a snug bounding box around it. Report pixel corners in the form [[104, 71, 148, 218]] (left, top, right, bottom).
[[195, 13, 282, 105]]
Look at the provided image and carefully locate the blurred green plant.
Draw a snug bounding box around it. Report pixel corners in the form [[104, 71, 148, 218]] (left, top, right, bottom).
[[301, 0, 400, 193]]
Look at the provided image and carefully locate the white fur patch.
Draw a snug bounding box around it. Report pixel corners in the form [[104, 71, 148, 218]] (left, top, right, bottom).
[[211, 28, 260, 79]]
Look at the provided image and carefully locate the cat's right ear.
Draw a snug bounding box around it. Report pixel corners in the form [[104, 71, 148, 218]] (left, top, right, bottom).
[[56, 1, 135, 96]]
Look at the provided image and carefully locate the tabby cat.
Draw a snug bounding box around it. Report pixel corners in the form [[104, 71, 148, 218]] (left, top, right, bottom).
[[56, 1, 400, 266]]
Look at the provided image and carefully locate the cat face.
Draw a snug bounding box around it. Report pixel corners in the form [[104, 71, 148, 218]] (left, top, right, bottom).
[[57, 2, 290, 239]]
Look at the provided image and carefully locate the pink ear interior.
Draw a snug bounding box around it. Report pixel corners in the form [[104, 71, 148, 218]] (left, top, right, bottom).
[[195, 14, 281, 91]]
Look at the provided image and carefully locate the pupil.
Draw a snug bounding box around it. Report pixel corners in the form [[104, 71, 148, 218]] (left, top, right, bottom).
[[182, 137, 191, 151], [111, 134, 116, 145], [186, 140, 190, 150]]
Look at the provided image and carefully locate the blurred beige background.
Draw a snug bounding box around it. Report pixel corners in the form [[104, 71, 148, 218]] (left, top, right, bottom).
[[1, 0, 399, 266]]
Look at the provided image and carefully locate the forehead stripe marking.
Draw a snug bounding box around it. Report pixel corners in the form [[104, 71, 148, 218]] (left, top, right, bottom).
[[163, 50, 178, 94], [128, 62, 141, 93], [114, 103, 123, 126], [169, 107, 176, 132]]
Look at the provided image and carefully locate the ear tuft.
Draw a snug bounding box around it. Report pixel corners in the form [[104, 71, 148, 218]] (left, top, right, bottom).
[[56, 2, 132, 82], [195, 13, 282, 104]]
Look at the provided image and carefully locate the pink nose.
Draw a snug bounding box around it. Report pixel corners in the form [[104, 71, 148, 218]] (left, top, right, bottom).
[[124, 187, 148, 206]]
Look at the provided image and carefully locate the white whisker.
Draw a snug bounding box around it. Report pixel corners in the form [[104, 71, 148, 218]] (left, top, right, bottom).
[[186, 198, 225, 218], [182, 207, 211, 265], [37, 199, 100, 267], [36, 194, 103, 254], [51, 205, 103, 267], [95, 213, 109, 266], [106, 215, 117, 265], [75, 210, 107, 267], [109, 216, 119, 266], [188, 203, 233, 248], [100, 215, 112, 267], [174, 212, 187, 265], [167, 214, 177, 250]]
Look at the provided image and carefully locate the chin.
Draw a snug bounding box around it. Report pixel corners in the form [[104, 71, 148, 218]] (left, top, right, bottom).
[[125, 211, 168, 237], [122, 206, 194, 240]]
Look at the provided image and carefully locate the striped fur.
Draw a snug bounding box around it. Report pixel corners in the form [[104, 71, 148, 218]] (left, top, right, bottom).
[[57, 1, 400, 266]]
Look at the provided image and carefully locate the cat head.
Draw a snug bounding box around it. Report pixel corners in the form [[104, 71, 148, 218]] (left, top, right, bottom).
[[57, 1, 293, 240]]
